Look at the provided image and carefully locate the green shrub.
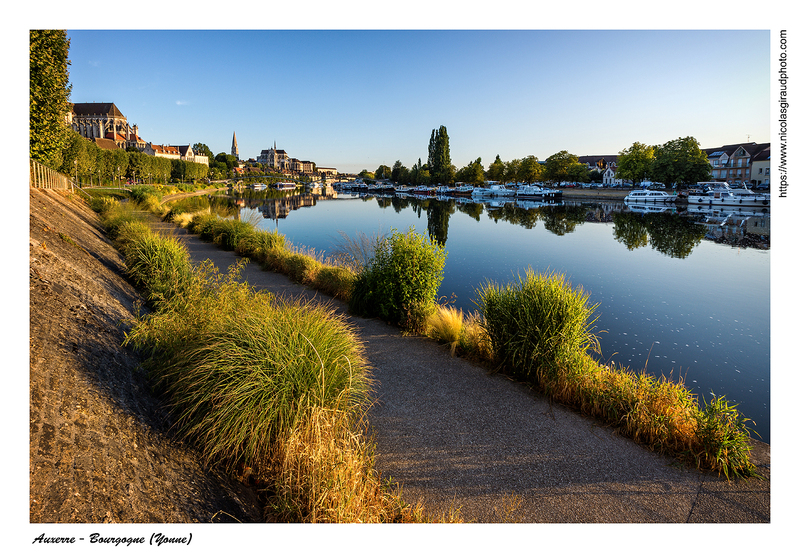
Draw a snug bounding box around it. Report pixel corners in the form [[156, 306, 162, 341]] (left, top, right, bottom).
[[163, 196, 211, 221], [349, 228, 446, 332], [476, 269, 599, 384], [113, 219, 154, 259], [99, 203, 145, 240]]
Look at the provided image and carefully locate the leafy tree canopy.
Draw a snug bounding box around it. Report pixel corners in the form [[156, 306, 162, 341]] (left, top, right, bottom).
[[650, 136, 711, 190], [616, 141, 655, 184], [543, 150, 581, 184], [30, 30, 72, 168]]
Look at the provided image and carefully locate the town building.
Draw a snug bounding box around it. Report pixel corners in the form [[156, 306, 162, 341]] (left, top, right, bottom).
[[703, 142, 770, 187], [231, 132, 239, 160], [143, 143, 181, 160], [578, 155, 623, 185]]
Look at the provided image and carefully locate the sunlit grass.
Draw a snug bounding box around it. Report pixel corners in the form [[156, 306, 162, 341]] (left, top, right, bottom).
[[468, 268, 757, 478]]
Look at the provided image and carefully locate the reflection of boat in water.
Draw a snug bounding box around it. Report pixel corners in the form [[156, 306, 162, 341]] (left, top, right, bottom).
[[687, 182, 770, 207], [484, 198, 516, 210], [516, 199, 563, 210], [686, 203, 770, 217], [516, 184, 563, 199], [624, 189, 675, 203], [625, 203, 675, 214]]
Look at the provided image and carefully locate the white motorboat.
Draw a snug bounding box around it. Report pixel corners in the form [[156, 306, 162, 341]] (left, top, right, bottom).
[[472, 184, 515, 198], [449, 184, 474, 196], [624, 189, 675, 203], [688, 182, 769, 207], [516, 184, 563, 199]]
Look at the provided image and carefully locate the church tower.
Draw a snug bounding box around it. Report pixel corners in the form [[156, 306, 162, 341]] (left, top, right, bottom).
[[231, 132, 239, 160]]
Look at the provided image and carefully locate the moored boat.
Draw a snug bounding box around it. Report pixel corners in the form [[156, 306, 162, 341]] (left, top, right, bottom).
[[624, 189, 675, 203], [450, 184, 474, 196], [687, 181, 769, 207], [472, 184, 515, 198], [516, 184, 563, 199]]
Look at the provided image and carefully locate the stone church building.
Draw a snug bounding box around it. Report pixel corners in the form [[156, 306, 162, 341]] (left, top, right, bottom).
[[68, 102, 146, 150]]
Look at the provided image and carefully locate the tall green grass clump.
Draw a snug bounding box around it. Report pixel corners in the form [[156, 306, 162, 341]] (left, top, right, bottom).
[[476, 269, 599, 385], [128, 184, 163, 204], [91, 195, 147, 240], [123, 230, 195, 308], [124, 259, 373, 475], [234, 227, 286, 261], [350, 227, 447, 332]]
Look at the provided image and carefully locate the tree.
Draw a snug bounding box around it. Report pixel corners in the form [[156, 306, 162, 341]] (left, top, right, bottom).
[[455, 157, 485, 185], [30, 30, 73, 169], [518, 155, 542, 184], [616, 141, 655, 184], [427, 125, 455, 185], [375, 164, 392, 180], [486, 155, 505, 182], [193, 142, 213, 160], [504, 159, 522, 184], [543, 150, 581, 184], [650, 136, 711, 190]]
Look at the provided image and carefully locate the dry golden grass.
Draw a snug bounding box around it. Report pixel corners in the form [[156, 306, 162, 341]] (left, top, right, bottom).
[[267, 404, 461, 523]]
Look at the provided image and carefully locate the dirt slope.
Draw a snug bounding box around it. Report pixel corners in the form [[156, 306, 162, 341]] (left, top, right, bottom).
[[28, 188, 262, 523]]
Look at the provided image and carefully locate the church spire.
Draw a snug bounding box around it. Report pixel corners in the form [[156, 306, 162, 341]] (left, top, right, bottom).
[[231, 132, 239, 160]]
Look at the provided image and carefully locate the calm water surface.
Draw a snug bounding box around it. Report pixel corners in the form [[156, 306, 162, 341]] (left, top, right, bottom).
[[234, 189, 770, 442]]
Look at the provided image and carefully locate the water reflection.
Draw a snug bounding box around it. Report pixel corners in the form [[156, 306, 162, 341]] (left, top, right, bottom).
[[199, 188, 770, 256]]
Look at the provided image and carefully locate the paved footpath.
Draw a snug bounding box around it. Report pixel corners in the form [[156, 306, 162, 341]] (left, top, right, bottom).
[[155, 216, 771, 525]]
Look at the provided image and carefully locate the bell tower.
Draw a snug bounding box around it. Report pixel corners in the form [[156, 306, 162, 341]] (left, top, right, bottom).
[[231, 132, 239, 160]]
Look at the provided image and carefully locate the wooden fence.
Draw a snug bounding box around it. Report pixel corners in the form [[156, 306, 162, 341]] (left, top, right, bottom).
[[30, 158, 75, 191]]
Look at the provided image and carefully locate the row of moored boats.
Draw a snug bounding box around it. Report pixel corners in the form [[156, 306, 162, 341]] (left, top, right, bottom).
[[624, 181, 770, 207], [338, 182, 563, 200]]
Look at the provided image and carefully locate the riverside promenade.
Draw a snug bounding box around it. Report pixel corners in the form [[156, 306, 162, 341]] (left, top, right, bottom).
[[160, 218, 771, 524]]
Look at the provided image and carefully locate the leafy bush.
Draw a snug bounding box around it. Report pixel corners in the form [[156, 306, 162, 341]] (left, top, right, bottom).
[[349, 227, 446, 332]]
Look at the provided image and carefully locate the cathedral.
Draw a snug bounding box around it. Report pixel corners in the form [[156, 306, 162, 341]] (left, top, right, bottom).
[[68, 102, 145, 150], [257, 142, 289, 170]]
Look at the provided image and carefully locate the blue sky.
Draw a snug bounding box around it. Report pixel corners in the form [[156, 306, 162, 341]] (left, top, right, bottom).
[[65, 29, 769, 174]]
